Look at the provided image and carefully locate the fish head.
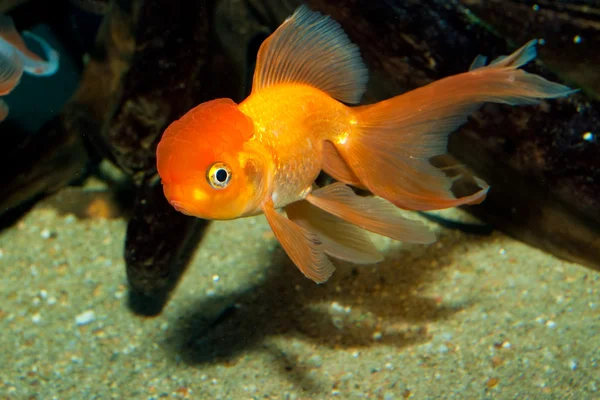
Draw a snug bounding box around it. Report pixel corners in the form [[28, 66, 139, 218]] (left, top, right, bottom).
[[156, 98, 269, 220]]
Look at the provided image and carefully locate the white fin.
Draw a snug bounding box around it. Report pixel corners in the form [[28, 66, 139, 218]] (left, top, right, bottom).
[[487, 39, 537, 68], [252, 5, 368, 104], [470, 40, 538, 71], [285, 200, 383, 264], [307, 183, 436, 244], [469, 55, 487, 71]]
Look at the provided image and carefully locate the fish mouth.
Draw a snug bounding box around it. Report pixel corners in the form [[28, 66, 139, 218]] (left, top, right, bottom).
[[169, 200, 193, 216], [163, 184, 194, 216]]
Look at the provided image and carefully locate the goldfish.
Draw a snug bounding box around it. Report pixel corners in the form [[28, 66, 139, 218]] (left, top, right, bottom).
[[156, 6, 575, 283], [0, 14, 59, 122]]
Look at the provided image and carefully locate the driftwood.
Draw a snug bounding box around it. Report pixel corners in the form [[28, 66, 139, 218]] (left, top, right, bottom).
[[94, 0, 237, 314], [0, 0, 30, 13], [1, 0, 236, 314]]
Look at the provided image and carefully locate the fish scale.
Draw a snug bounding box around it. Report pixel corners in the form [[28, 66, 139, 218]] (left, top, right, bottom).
[[239, 83, 354, 208]]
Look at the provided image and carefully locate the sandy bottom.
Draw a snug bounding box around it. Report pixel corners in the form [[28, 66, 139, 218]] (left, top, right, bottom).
[[1, 186, 598, 399]]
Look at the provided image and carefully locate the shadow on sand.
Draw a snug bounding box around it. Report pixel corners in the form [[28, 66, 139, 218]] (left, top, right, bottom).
[[161, 227, 492, 391]]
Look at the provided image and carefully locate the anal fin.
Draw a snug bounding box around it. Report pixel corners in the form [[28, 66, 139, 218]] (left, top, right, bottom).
[[285, 200, 383, 264], [306, 183, 435, 244]]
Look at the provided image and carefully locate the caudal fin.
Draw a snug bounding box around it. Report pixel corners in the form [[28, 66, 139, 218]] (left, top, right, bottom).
[[334, 39, 576, 211]]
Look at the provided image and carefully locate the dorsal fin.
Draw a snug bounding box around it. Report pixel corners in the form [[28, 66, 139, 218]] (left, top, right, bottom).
[[251, 5, 368, 104]]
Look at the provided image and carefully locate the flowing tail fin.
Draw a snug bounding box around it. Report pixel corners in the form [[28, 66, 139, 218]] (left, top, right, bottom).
[[333, 39, 576, 211]]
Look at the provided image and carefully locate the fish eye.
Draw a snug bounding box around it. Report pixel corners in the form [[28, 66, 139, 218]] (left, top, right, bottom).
[[207, 162, 232, 189]]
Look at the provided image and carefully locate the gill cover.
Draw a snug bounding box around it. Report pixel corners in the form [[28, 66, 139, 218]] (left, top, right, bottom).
[[156, 98, 266, 219]]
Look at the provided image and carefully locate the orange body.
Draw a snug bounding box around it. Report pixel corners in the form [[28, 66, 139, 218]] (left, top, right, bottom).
[[238, 84, 353, 209], [156, 5, 574, 283]]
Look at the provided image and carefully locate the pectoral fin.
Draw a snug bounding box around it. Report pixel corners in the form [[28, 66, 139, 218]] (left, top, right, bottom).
[[263, 201, 335, 283]]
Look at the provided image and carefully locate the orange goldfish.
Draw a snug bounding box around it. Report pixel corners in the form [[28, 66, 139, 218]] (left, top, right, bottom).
[[156, 6, 575, 283], [0, 14, 59, 122]]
